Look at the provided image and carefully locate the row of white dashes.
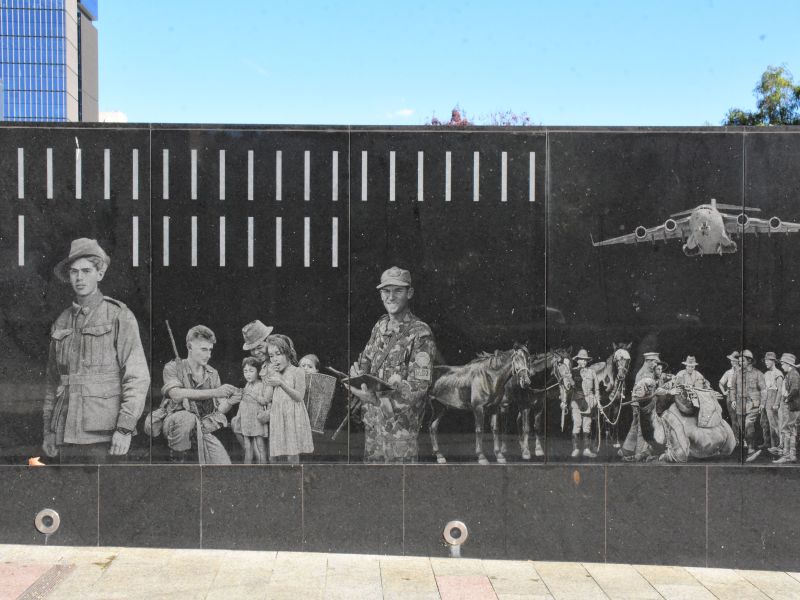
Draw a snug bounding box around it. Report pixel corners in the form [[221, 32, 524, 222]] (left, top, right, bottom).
[[16, 215, 340, 269], [15, 148, 537, 203]]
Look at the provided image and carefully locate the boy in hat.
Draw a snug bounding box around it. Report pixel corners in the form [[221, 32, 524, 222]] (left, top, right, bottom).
[[43, 238, 150, 463], [774, 353, 800, 463], [762, 352, 784, 455], [718, 351, 741, 443], [569, 349, 600, 458], [731, 349, 767, 460], [347, 267, 437, 463]]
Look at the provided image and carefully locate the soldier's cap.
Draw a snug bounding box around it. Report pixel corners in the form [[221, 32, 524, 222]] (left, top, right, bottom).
[[54, 238, 110, 283], [741, 349, 754, 361], [727, 350, 740, 361], [573, 349, 591, 361], [376, 266, 412, 289], [241, 320, 274, 350], [681, 355, 699, 366], [764, 351, 778, 362], [780, 353, 797, 367], [642, 352, 660, 361]]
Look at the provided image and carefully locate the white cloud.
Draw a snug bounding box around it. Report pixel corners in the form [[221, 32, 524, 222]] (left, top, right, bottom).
[[385, 108, 415, 119], [99, 111, 129, 123]]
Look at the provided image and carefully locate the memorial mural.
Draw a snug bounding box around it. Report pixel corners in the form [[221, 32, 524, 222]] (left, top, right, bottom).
[[1, 125, 798, 466]]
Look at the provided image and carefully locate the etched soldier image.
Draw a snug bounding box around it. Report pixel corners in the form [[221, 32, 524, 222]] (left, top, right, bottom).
[[347, 267, 437, 463], [43, 238, 150, 464], [159, 325, 239, 463]]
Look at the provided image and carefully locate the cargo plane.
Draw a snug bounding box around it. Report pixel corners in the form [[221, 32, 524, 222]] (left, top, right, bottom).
[[591, 198, 800, 257]]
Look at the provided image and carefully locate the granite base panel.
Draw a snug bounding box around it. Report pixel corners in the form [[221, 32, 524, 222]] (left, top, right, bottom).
[[0, 464, 798, 570]]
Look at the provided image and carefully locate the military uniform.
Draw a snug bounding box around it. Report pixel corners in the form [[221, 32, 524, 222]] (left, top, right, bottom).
[[570, 364, 599, 457], [44, 290, 150, 462], [763, 361, 784, 451], [731, 363, 766, 452], [620, 357, 657, 459], [673, 369, 709, 389], [161, 359, 232, 464], [358, 311, 436, 463]]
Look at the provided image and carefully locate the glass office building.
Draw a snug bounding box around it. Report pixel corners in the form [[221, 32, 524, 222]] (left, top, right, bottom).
[[0, 0, 98, 122]]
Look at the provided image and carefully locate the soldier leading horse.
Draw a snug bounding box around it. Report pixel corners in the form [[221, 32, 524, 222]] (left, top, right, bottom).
[[428, 344, 531, 464]]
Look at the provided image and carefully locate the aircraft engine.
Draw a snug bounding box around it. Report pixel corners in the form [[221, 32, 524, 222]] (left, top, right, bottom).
[[737, 213, 749, 227], [635, 226, 647, 240], [769, 216, 782, 230], [664, 219, 677, 232]]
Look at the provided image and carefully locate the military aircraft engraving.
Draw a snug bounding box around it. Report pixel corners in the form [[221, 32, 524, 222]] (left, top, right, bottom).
[[591, 198, 800, 256]]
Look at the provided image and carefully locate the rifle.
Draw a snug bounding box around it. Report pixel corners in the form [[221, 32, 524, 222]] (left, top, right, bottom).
[[326, 366, 363, 441], [165, 321, 197, 415]]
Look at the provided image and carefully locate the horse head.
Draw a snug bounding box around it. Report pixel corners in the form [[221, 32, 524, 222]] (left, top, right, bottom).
[[511, 343, 532, 389], [612, 345, 632, 381], [549, 347, 574, 391]]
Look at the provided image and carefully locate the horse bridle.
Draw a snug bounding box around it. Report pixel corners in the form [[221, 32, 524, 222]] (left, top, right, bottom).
[[511, 347, 531, 388]]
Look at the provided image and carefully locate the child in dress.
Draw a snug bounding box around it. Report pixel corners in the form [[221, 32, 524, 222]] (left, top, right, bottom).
[[263, 334, 313, 463], [299, 354, 320, 374], [236, 356, 271, 464]]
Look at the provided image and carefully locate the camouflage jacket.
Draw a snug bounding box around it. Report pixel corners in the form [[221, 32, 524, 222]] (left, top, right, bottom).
[[44, 291, 150, 445], [359, 311, 437, 439]]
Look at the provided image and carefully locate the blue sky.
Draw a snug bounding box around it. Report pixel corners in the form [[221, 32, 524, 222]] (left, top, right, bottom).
[[99, 0, 800, 126]]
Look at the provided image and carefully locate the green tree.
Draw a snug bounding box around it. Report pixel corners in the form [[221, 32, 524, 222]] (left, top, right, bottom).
[[724, 65, 800, 126]]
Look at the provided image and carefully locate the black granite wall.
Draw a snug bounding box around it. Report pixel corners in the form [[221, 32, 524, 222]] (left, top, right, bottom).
[[0, 124, 798, 568]]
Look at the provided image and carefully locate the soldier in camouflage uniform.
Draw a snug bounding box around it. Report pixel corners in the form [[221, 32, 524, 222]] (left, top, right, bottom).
[[347, 267, 437, 463], [43, 239, 150, 463]]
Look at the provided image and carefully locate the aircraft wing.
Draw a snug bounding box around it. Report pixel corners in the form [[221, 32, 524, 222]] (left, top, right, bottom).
[[724, 213, 800, 235], [591, 217, 691, 247]]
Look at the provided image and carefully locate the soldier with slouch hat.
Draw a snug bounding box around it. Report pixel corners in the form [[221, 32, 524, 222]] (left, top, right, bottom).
[[762, 352, 784, 457], [43, 238, 150, 463], [774, 353, 800, 464], [347, 267, 437, 463], [731, 349, 767, 461]]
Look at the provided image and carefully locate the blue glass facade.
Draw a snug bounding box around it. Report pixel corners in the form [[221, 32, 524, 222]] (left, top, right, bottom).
[[0, 0, 96, 122]]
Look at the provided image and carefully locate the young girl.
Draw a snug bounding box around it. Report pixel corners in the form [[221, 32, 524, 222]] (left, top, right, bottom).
[[236, 356, 271, 464], [299, 354, 320, 374], [263, 334, 314, 463]]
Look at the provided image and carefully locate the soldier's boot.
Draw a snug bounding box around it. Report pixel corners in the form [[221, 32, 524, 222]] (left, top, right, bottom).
[[570, 434, 580, 458], [774, 436, 796, 464], [582, 433, 597, 458]]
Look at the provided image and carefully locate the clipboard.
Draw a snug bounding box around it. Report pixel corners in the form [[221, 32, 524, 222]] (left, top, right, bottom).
[[325, 367, 393, 392]]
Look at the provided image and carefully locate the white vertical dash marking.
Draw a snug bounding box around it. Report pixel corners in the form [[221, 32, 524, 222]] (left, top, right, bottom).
[[275, 217, 283, 267], [18, 215, 24, 266], [304, 150, 310, 201], [163, 149, 170, 200], [275, 151, 283, 201], [219, 149, 226, 200], [219, 216, 226, 266], [46, 148, 53, 199], [132, 149, 139, 200], [190, 149, 197, 200], [501, 151, 508, 203], [417, 151, 424, 202], [132, 216, 139, 267], [361, 151, 368, 201], [162, 217, 170, 266], [104, 148, 111, 200], [445, 151, 452, 202], [247, 217, 254, 267], [304, 217, 311, 267], [332, 217, 339, 268], [389, 151, 396, 202], [473, 151, 480, 202], [247, 150, 254, 201], [529, 152, 536, 202], [17, 148, 24, 199], [75, 148, 82, 199], [332, 151, 339, 201], [191, 216, 198, 267]]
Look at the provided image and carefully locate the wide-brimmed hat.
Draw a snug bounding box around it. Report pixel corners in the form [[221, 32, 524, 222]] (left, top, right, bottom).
[[642, 352, 660, 361], [376, 266, 412, 289], [727, 350, 740, 361], [573, 349, 591, 361], [53, 238, 110, 283], [681, 355, 699, 367], [764, 351, 778, 362], [241, 320, 273, 350], [742, 349, 754, 361], [780, 353, 797, 368]]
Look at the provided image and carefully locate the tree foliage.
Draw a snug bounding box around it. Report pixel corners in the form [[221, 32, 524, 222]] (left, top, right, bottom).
[[427, 105, 533, 127], [724, 65, 800, 126]]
